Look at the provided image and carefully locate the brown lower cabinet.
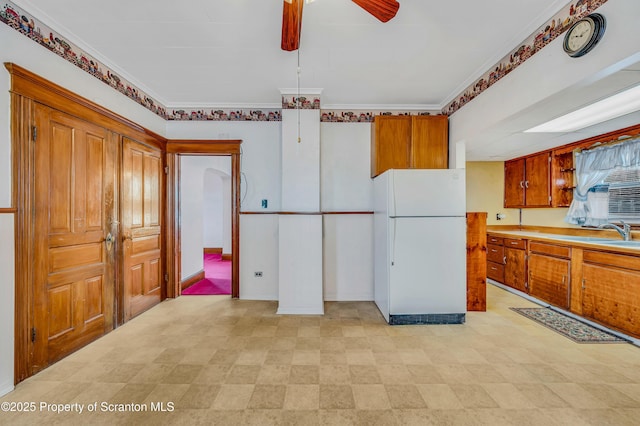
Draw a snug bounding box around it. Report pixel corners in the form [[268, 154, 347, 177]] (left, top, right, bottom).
[[486, 235, 527, 293], [582, 251, 640, 338], [504, 239, 527, 293], [528, 242, 571, 310], [487, 237, 505, 283], [486, 233, 640, 339]]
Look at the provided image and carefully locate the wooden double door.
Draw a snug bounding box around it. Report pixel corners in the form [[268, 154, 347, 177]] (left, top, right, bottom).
[[31, 105, 163, 372]]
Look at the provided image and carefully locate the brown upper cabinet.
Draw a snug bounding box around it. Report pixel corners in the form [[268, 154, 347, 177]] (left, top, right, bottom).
[[371, 115, 448, 178], [504, 122, 640, 209], [504, 152, 551, 208]]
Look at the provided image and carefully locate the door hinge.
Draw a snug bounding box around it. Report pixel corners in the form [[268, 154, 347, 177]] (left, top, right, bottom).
[[164, 166, 169, 175], [31, 327, 36, 343], [32, 126, 37, 142]]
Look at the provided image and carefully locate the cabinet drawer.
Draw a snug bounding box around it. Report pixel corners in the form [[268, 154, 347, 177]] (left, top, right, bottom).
[[583, 251, 640, 271], [504, 238, 526, 250], [487, 261, 504, 283], [487, 235, 504, 245], [529, 241, 571, 258], [487, 244, 505, 263]]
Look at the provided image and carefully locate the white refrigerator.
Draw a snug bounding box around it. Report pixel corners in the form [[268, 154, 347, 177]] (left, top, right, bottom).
[[373, 169, 466, 325]]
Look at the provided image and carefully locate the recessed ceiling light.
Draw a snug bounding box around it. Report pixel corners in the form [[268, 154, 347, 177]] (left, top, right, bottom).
[[524, 84, 640, 133]]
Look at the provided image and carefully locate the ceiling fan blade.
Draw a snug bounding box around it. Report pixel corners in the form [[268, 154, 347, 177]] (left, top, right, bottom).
[[351, 0, 399, 23], [282, 0, 304, 51]]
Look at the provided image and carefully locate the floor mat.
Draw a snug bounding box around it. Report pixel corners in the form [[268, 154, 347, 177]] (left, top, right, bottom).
[[510, 307, 629, 344]]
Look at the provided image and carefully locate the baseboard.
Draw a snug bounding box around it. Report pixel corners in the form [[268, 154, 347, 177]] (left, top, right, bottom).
[[0, 380, 14, 397], [276, 305, 325, 315], [323, 293, 374, 302], [204, 247, 222, 254], [181, 270, 205, 291], [221, 253, 232, 261]]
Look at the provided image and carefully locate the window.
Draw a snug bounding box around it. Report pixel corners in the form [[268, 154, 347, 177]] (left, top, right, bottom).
[[565, 137, 640, 227], [605, 167, 640, 224]]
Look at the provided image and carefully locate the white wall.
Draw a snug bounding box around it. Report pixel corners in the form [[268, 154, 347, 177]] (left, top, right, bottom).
[[323, 215, 374, 301], [320, 123, 375, 301], [167, 121, 282, 297], [166, 121, 282, 212], [180, 156, 231, 280], [0, 215, 14, 396], [202, 170, 232, 253], [203, 170, 223, 248], [320, 123, 373, 211], [240, 214, 279, 300]]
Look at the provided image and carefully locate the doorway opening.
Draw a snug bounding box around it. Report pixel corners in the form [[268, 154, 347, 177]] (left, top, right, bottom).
[[180, 158, 232, 295], [165, 140, 242, 299]]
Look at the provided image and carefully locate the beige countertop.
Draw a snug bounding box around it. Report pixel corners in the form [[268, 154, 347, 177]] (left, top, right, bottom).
[[486, 229, 640, 254]]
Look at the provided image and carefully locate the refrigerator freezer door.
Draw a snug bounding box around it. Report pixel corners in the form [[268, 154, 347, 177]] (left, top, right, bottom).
[[389, 216, 466, 315], [389, 169, 465, 217]]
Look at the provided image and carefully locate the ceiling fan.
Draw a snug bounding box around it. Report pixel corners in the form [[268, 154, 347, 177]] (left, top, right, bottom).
[[282, 0, 400, 51]]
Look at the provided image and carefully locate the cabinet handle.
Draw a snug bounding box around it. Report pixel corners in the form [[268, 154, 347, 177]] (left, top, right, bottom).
[[525, 181, 529, 188], [520, 181, 524, 189], [490, 267, 497, 271], [510, 241, 518, 245], [581, 278, 586, 290], [503, 256, 506, 264], [491, 249, 497, 252]]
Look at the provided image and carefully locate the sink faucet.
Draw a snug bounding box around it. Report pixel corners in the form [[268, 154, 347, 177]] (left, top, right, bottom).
[[599, 221, 632, 241]]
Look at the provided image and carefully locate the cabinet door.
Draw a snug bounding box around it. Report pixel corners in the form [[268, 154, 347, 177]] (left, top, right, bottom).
[[529, 254, 570, 309], [525, 152, 551, 206], [582, 263, 640, 338], [504, 159, 525, 207], [411, 115, 448, 169], [371, 116, 411, 177], [504, 247, 527, 293]]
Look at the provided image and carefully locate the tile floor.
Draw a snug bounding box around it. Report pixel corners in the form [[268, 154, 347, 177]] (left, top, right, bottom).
[[1, 285, 640, 425]]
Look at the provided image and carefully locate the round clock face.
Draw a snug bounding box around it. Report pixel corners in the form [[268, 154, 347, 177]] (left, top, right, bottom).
[[566, 20, 593, 52], [563, 14, 606, 58]]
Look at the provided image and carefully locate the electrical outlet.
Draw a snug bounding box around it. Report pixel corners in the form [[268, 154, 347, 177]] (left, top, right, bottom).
[[254, 271, 263, 277]]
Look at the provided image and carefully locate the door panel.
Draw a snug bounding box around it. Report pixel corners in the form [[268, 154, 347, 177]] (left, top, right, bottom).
[[504, 159, 525, 207], [529, 254, 570, 309], [504, 247, 526, 293], [33, 106, 115, 370], [122, 138, 163, 321], [525, 152, 551, 206]]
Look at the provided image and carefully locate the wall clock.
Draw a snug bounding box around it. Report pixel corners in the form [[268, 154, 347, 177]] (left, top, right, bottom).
[[563, 13, 606, 58]]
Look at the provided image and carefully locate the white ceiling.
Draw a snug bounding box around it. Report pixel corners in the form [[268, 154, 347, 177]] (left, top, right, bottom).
[[16, 0, 570, 108], [11, 0, 640, 160]]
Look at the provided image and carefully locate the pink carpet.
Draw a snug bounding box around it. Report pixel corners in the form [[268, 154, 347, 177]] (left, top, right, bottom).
[[182, 253, 231, 295]]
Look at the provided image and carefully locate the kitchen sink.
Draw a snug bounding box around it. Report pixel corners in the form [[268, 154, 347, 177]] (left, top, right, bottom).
[[601, 240, 640, 248], [553, 236, 617, 243]]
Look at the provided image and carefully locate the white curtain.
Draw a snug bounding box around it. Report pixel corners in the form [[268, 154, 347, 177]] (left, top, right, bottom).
[[565, 138, 640, 226]]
